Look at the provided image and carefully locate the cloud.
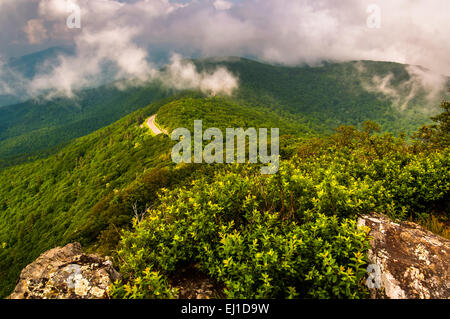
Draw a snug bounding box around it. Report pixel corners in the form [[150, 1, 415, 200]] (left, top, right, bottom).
[[213, 0, 233, 11], [29, 25, 154, 97], [160, 54, 238, 95], [0, 0, 449, 101], [357, 62, 448, 111], [0, 58, 14, 95], [24, 19, 48, 44], [21, 0, 240, 99], [406, 66, 448, 101], [0, 55, 29, 103], [2, 1, 450, 70]]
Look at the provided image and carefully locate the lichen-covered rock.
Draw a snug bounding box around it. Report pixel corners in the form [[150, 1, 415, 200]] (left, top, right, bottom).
[[8, 243, 121, 299], [358, 213, 450, 299]]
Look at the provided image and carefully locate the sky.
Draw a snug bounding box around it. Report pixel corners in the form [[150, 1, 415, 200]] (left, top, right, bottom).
[[0, 0, 449, 98]]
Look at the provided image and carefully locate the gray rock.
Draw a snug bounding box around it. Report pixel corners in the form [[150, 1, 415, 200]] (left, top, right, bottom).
[[358, 213, 450, 299], [8, 243, 121, 299]]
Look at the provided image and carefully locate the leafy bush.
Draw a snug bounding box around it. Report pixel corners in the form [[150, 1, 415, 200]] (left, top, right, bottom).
[[110, 268, 178, 299], [112, 168, 371, 299], [111, 119, 449, 299]]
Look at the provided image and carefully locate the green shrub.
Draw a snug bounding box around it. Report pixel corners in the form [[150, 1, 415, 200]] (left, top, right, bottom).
[[110, 268, 178, 299], [111, 124, 449, 299], [112, 168, 371, 299]]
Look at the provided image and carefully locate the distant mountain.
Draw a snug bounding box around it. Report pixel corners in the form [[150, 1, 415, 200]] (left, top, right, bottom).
[[1, 56, 448, 169], [0, 95, 19, 109], [7, 47, 75, 79], [0, 47, 74, 107], [196, 57, 449, 133]]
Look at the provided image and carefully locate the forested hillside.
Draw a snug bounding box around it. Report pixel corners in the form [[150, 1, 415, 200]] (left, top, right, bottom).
[[0, 92, 448, 298], [0, 96, 174, 297], [1, 0, 448, 303], [1, 58, 447, 170], [196, 58, 447, 134], [0, 83, 172, 169], [109, 101, 449, 299], [0, 55, 448, 299], [0, 94, 308, 296]]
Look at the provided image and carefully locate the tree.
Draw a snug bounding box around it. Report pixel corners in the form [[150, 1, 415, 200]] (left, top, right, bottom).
[[431, 100, 450, 143], [414, 100, 450, 149]]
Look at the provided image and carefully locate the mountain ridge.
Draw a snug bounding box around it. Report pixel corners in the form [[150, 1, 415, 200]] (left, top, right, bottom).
[[1, 54, 448, 170]]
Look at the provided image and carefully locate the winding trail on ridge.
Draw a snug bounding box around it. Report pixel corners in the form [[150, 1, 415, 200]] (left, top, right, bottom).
[[147, 114, 168, 136]]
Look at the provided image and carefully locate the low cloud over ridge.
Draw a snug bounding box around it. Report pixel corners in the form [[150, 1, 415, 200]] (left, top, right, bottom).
[[0, 0, 449, 100]]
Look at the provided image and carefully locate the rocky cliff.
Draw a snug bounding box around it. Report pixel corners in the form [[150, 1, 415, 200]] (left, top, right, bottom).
[[358, 213, 449, 299], [8, 243, 121, 299]]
